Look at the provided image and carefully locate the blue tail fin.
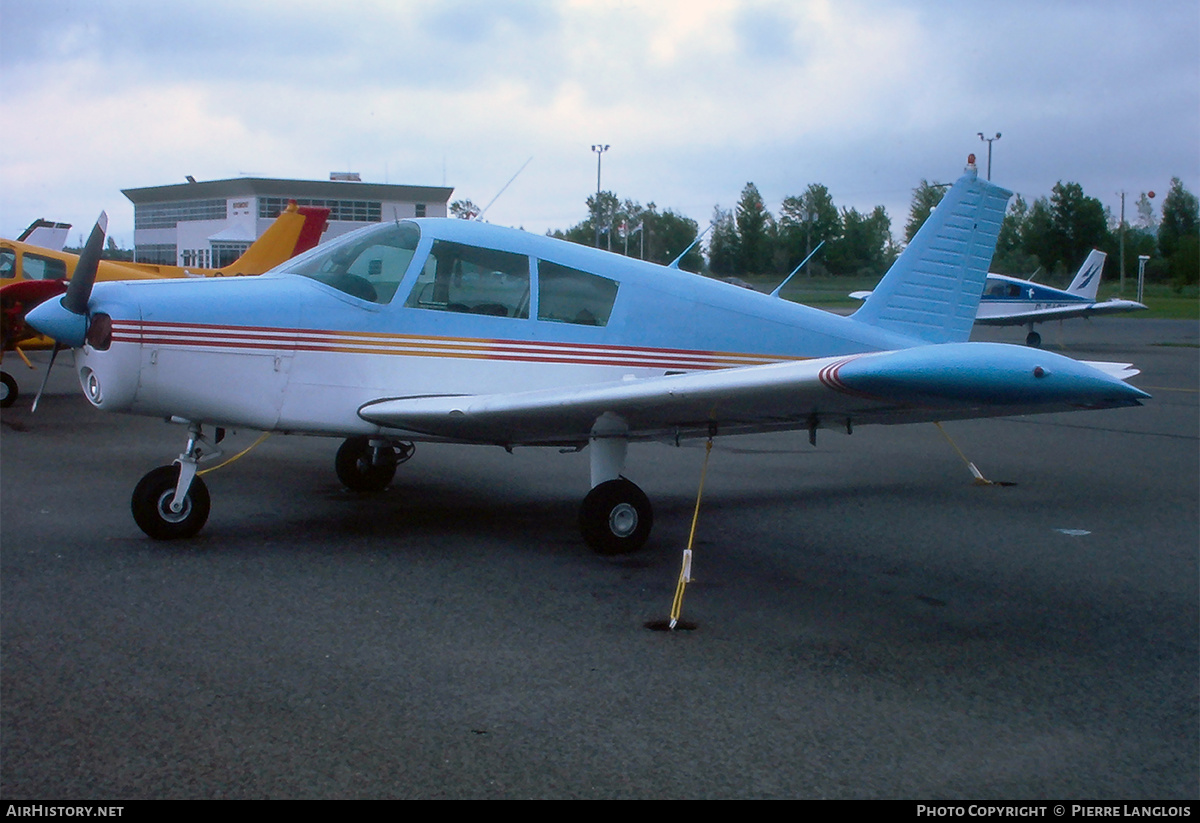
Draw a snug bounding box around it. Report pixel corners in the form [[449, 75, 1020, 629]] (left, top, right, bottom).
[[851, 162, 1011, 344]]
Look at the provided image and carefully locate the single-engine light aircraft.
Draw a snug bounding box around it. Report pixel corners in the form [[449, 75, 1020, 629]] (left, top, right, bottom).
[[974, 250, 1147, 347], [851, 249, 1147, 348], [1, 203, 329, 407], [27, 158, 1148, 553]]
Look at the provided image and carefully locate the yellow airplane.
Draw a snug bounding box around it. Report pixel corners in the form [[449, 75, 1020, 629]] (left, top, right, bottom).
[[1, 202, 329, 407]]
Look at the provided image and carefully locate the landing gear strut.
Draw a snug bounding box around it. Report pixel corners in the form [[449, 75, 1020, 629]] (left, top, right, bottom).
[[335, 436, 414, 492]]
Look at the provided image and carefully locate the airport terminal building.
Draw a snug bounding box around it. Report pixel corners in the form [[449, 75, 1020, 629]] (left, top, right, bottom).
[[123, 176, 454, 267]]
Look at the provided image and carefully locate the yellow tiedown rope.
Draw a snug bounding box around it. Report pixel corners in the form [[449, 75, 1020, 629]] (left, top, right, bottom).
[[670, 437, 714, 629], [933, 422, 995, 485], [197, 432, 272, 476]]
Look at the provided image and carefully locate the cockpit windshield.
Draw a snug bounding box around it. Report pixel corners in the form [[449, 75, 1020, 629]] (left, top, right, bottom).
[[288, 222, 420, 304]]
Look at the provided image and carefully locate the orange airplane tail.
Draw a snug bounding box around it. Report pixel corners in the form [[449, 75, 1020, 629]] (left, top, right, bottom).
[[219, 202, 330, 275]]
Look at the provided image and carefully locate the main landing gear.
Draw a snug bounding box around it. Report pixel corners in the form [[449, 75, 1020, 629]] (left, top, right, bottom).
[[1025, 328, 1042, 348], [335, 436, 415, 492], [577, 433, 653, 556]]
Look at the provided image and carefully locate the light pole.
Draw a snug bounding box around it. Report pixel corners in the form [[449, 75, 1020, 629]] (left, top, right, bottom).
[[977, 132, 1001, 180], [592, 144, 609, 247]]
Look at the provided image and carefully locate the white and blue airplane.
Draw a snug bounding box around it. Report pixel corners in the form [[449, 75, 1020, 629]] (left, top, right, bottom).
[[27, 158, 1148, 553], [975, 250, 1147, 347]]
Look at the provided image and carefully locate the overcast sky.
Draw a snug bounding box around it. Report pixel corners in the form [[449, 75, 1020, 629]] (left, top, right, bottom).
[[1, 0, 1196, 249]]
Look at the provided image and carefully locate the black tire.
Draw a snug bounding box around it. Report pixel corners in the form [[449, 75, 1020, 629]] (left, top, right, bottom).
[[336, 436, 397, 492], [579, 478, 653, 556], [0, 372, 16, 408], [1025, 330, 1042, 348], [131, 464, 211, 540]]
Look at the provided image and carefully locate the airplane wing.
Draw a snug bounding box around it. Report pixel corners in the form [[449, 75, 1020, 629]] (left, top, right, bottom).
[[358, 342, 1147, 446], [973, 298, 1147, 326]]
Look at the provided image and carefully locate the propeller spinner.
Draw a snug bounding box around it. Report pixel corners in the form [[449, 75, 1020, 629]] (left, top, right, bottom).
[[26, 212, 107, 349]]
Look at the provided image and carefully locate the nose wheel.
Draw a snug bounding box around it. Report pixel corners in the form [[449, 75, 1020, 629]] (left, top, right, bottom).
[[579, 478, 653, 555], [131, 464, 211, 540]]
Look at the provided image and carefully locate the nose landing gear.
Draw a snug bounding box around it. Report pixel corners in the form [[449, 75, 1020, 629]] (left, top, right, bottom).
[[131, 423, 222, 539]]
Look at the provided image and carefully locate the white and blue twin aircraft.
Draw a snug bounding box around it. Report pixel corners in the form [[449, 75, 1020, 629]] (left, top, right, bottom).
[[27, 158, 1148, 553], [975, 249, 1147, 347]]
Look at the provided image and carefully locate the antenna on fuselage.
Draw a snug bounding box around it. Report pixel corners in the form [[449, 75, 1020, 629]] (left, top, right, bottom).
[[477, 156, 533, 221], [668, 222, 713, 269], [769, 240, 826, 298]]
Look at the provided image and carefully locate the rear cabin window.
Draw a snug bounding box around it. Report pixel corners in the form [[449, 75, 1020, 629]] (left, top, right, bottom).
[[405, 240, 530, 319], [291, 222, 419, 304], [984, 280, 1022, 298], [537, 261, 618, 326]]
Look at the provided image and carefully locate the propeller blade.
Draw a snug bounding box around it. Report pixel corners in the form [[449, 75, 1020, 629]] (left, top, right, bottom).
[[31, 344, 60, 413], [62, 212, 107, 316]]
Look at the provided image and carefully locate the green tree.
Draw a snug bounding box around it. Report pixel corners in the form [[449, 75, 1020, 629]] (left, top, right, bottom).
[[826, 206, 892, 276], [450, 199, 481, 220], [1049, 181, 1109, 272], [707, 206, 739, 276], [904, 179, 947, 243], [1158, 178, 1199, 255], [1158, 178, 1199, 287], [991, 195, 1038, 274], [735, 182, 775, 275], [640, 204, 702, 271], [777, 184, 839, 275]]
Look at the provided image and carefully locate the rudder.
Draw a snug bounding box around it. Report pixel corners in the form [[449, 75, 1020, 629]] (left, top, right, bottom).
[[851, 160, 1012, 344]]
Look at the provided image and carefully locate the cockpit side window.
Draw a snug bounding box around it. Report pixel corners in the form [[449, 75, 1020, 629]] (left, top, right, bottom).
[[0, 249, 15, 279], [537, 260, 618, 326], [291, 222, 420, 303], [404, 240, 530, 319], [23, 253, 68, 281]]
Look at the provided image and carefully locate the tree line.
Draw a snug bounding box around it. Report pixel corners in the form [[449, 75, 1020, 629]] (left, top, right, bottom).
[[461, 174, 1199, 289]]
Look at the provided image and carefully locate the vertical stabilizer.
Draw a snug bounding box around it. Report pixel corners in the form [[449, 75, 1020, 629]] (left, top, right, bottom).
[[851, 162, 1012, 344], [1065, 249, 1106, 301], [223, 203, 330, 275]]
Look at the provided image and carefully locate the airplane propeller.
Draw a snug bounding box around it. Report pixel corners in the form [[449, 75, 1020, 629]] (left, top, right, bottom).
[[29, 212, 106, 411], [63, 212, 107, 319]]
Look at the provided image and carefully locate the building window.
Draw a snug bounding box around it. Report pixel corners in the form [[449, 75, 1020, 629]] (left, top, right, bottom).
[[134, 200, 227, 229], [135, 244, 178, 265], [259, 197, 381, 223], [415, 204, 426, 217], [211, 242, 251, 268], [180, 249, 211, 268]]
